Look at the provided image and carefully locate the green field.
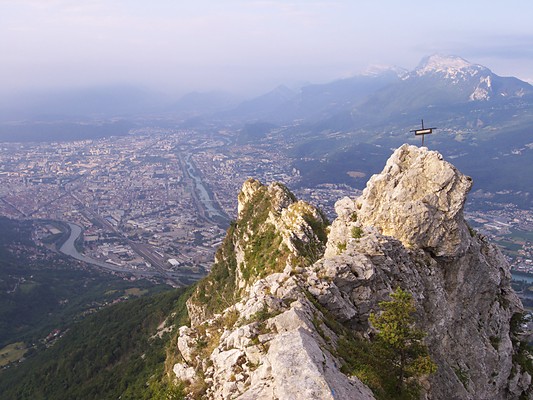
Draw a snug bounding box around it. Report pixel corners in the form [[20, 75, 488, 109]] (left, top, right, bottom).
[[125, 287, 149, 297], [511, 229, 533, 242], [0, 342, 28, 367], [494, 228, 533, 256]]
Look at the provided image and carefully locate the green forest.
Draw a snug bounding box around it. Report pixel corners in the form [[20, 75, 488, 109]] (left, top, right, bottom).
[[0, 216, 187, 399], [0, 217, 170, 348], [0, 288, 190, 399]]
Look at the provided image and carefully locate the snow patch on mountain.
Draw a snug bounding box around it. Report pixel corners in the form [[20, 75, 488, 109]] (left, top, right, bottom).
[[362, 64, 407, 78], [409, 54, 486, 84], [470, 75, 493, 101]]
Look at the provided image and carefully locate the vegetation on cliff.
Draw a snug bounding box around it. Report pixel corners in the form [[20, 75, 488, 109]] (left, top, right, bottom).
[[188, 180, 328, 320], [307, 286, 436, 400], [369, 288, 436, 398], [0, 288, 190, 400]]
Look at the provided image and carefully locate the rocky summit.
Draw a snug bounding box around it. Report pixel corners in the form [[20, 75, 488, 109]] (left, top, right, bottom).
[[170, 145, 531, 399], [356, 143, 473, 258]]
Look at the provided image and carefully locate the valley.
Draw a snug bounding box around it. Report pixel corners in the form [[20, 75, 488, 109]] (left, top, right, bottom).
[[0, 129, 358, 285], [0, 217, 171, 364], [0, 55, 532, 395], [1, 120, 531, 282]]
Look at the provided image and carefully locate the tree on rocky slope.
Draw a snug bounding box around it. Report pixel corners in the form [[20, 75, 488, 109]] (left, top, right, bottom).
[[370, 287, 437, 397]]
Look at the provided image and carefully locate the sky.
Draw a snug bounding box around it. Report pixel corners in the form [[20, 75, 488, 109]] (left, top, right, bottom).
[[1, 0, 533, 97]]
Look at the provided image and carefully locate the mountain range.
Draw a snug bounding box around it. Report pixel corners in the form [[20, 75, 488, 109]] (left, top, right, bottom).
[[1, 55, 532, 206], [215, 54, 533, 125], [3, 54, 531, 124], [228, 55, 533, 208]]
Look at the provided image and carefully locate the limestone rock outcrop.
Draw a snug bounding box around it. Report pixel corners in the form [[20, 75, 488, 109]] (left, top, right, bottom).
[[356, 143, 473, 258], [169, 145, 531, 400]]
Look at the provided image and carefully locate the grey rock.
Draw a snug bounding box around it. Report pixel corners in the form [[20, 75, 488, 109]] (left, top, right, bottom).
[[171, 145, 528, 400], [357, 144, 473, 258]]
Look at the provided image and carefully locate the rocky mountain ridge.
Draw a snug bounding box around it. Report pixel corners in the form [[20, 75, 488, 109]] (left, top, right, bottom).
[[405, 54, 531, 101], [220, 54, 533, 125], [169, 145, 531, 399]]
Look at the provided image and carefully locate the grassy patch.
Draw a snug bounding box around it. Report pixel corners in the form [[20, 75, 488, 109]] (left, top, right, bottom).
[[222, 309, 240, 329], [0, 342, 28, 367], [191, 222, 240, 318], [453, 366, 469, 388], [489, 336, 500, 350], [18, 282, 39, 294], [242, 224, 287, 282], [351, 226, 364, 239], [125, 288, 148, 297], [290, 206, 328, 264]]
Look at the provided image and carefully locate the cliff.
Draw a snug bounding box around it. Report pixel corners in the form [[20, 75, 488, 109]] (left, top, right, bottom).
[[170, 145, 532, 399]]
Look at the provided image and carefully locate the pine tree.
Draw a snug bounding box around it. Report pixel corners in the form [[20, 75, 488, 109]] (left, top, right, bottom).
[[369, 287, 436, 396]]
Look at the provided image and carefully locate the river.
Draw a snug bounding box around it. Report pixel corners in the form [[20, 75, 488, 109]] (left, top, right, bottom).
[[512, 273, 533, 284], [183, 154, 228, 222], [59, 222, 156, 275]]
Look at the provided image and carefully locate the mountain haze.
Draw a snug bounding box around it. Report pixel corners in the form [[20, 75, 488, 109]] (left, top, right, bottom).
[[0, 54, 531, 205], [356, 54, 533, 120], [215, 55, 532, 127], [224, 70, 403, 123]]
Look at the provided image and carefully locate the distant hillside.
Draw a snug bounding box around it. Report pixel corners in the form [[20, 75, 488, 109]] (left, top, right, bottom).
[[0, 120, 134, 142], [0, 217, 170, 356], [0, 288, 190, 400], [222, 70, 403, 123]]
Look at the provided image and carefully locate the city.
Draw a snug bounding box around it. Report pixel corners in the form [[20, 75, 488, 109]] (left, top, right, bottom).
[[0, 128, 531, 287]]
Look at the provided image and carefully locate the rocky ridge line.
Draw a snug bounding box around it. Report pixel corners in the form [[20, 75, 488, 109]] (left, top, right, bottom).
[[170, 145, 531, 399]]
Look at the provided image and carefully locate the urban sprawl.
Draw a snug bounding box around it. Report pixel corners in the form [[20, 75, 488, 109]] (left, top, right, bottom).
[[0, 129, 531, 285]]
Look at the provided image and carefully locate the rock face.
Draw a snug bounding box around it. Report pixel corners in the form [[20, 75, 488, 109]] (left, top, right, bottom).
[[169, 146, 531, 399], [357, 143, 473, 258]]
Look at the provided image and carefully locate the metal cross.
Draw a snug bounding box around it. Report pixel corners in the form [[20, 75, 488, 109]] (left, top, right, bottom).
[[410, 119, 437, 146]]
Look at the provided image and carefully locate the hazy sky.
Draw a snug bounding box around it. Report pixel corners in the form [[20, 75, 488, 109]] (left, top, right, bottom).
[[2, 0, 533, 96]]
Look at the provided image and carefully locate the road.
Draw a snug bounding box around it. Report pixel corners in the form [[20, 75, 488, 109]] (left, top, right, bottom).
[[66, 191, 185, 286]]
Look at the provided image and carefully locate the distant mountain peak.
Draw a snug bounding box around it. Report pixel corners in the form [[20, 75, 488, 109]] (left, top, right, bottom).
[[412, 54, 487, 81], [418, 54, 472, 69], [270, 84, 296, 97], [361, 64, 407, 78]]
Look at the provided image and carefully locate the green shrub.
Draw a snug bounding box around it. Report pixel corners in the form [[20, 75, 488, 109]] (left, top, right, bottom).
[[351, 226, 363, 239], [367, 288, 437, 398], [453, 366, 469, 388], [489, 336, 500, 350]]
